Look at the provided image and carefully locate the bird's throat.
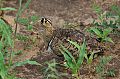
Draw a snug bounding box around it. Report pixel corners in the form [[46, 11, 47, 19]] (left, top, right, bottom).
[[45, 27, 54, 36]]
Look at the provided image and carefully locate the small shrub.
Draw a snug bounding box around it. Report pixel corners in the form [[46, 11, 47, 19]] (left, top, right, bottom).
[[106, 68, 116, 77], [89, 27, 113, 43], [92, 3, 120, 36]]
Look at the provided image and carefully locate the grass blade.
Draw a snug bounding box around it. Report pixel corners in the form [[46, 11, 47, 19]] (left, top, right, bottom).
[[103, 28, 112, 36], [60, 45, 76, 63], [59, 48, 74, 68], [12, 60, 41, 69], [77, 39, 86, 66], [68, 40, 80, 49], [90, 27, 102, 37], [0, 7, 16, 11]]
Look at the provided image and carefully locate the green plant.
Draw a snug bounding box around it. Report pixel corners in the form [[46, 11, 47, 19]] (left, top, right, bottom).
[[93, 11, 119, 29], [92, 2, 102, 15], [15, 0, 32, 34], [111, 5, 120, 24], [109, 5, 120, 34], [96, 56, 112, 79], [0, 6, 16, 78], [59, 39, 86, 79], [92, 3, 119, 30], [43, 59, 67, 79], [84, 52, 95, 65], [0, 10, 40, 79], [0, 17, 15, 79], [17, 15, 39, 30], [89, 27, 113, 43], [12, 59, 41, 69], [92, 2, 104, 26], [106, 68, 115, 77], [14, 0, 39, 33], [0, 7, 16, 11], [16, 34, 29, 42]]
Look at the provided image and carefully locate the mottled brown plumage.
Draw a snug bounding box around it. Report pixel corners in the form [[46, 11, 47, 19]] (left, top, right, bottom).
[[41, 17, 103, 57]]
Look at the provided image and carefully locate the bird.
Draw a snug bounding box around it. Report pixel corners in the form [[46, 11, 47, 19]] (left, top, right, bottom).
[[40, 17, 104, 58]]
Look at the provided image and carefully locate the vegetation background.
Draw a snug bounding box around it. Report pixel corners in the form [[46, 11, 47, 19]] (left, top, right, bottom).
[[0, 0, 120, 79]]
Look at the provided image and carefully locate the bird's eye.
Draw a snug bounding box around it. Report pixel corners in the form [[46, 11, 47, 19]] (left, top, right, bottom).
[[45, 20, 47, 23]]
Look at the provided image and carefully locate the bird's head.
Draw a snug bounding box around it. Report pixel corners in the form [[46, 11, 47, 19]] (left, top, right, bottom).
[[40, 17, 54, 36], [41, 17, 53, 28]]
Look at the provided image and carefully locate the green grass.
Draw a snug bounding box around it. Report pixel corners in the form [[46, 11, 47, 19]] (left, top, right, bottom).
[[96, 56, 112, 78], [59, 39, 86, 79], [0, 0, 41, 78], [92, 3, 120, 35], [43, 59, 68, 79], [106, 68, 116, 77], [17, 15, 39, 30], [89, 27, 113, 43], [0, 0, 119, 79], [15, 0, 32, 34], [0, 16, 41, 79]]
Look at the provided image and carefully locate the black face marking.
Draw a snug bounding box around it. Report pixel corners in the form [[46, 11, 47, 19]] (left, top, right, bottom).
[[46, 19, 52, 25], [41, 17, 52, 26], [41, 18, 44, 24], [43, 18, 47, 23], [45, 20, 47, 23]]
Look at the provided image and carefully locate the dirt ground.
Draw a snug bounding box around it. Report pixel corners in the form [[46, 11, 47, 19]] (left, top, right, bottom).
[[2, 0, 120, 79]]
